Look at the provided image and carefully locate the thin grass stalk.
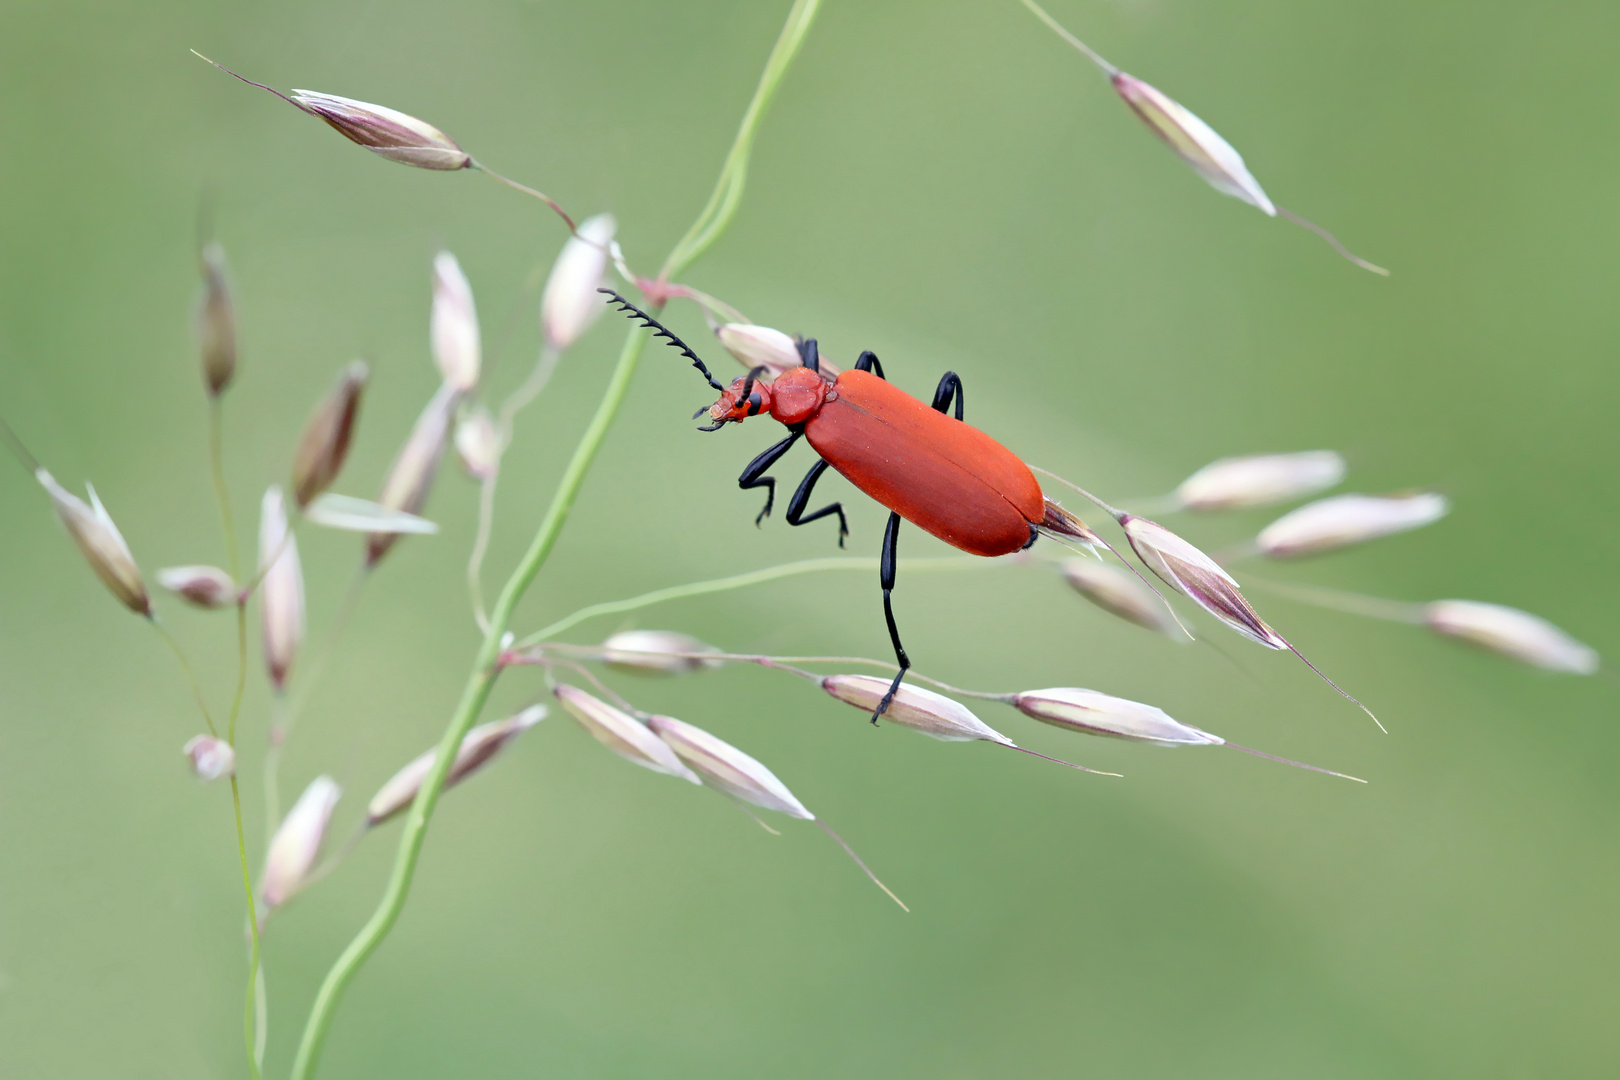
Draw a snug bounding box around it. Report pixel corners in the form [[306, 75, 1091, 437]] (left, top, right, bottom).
[[289, 5, 822, 1073]]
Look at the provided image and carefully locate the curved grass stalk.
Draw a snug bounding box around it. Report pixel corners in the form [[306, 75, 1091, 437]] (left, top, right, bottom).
[[288, 3, 823, 1074]]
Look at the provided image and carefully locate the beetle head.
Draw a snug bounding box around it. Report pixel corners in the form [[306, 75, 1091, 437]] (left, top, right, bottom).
[[700, 372, 774, 430]]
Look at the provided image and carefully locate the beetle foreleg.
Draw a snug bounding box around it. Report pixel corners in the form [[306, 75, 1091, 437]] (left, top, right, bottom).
[[784, 458, 848, 548], [873, 510, 910, 724], [737, 430, 802, 525], [930, 371, 965, 421]]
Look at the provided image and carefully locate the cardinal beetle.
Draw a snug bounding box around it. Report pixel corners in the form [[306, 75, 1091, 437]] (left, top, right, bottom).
[[603, 290, 1083, 722]]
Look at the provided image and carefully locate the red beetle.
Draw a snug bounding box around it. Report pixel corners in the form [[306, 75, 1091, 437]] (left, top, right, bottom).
[[604, 291, 1091, 720]]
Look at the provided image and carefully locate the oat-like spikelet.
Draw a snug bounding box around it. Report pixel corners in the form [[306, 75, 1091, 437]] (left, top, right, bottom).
[[646, 715, 813, 819], [1120, 515, 1286, 649], [36, 469, 150, 617], [1012, 688, 1222, 746], [258, 486, 304, 690], [262, 776, 341, 909], [291, 361, 368, 509], [1424, 600, 1598, 674], [196, 243, 237, 397], [366, 384, 457, 567], [157, 565, 236, 610], [430, 252, 480, 393], [715, 324, 803, 379], [366, 706, 546, 826], [1061, 558, 1182, 638], [1174, 451, 1345, 512], [601, 630, 721, 675], [820, 676, 1016, 744], [1256, 492, 1449, 558], [183, 735, 236, 781], [541, 214, 617, 352], [552, 684, 701, 783]]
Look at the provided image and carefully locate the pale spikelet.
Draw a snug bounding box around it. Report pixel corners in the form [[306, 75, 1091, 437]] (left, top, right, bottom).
[[366, 706, 546, 826], [454, 406, 500, 480], [289, 90, 472, 170], [1013, 688, 1222, 747], [1174, 451, 1346, 511], [1111, 74, 1276, 215], [646, 715, 813, 819], [291, 361, 368, 508], [36, 469, 150, 617], [601, 630, 722, 675], [552, 684, 701, 783], [1037, 497, 1102, 549], [196, 243, 237, 397], [1120, 515, 1286, 648], [1424, 600, 1599, 675], [541, 213, 617, 351], [430, 251, 480, 392], [820, 675, 1016, 745], [258, 486, 304, 690], [1256, 492, 1449, 558], [1061, 558, 1181, 637], [184, 735, 236, 780], [156, 565, 236, 609], [262, 776, 341, 909], [366, 384, 457, 567], [716, 324, 803, 379]]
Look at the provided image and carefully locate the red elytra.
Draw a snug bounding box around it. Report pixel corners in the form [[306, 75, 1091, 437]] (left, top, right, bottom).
[[709, 366, 1045, 557]]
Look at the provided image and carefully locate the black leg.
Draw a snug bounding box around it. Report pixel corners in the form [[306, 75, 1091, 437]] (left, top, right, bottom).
[[797, 338, 820, 373], [930, 371, 964, 420], [872, 511, 910, 723], [738, 430, 801, 525], [784, 458, 848, 547], [854, 351, 886, 380]]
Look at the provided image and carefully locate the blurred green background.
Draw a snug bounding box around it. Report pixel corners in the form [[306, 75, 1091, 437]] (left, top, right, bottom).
[[2, 0, 1616, 1076]]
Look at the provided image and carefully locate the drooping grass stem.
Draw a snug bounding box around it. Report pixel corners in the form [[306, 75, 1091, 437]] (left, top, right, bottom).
[[289, 4, 822, 1074]]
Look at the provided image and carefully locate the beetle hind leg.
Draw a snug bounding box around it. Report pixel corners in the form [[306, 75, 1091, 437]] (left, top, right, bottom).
[[930, 371, 965, 420], [872, 511, 910, 724]]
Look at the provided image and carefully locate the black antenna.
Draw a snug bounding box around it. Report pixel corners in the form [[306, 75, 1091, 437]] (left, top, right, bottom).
[[598, 288, 727, 392]]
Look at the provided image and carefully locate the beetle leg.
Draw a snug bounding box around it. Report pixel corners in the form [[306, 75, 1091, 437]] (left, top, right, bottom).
[[854, 351, 886, 380], [737, 429, 801, 525], [797, 337, 820, 373], [930, 371, 965, 421], [872, 511, 910, 724], [784, 458, 849, 548]]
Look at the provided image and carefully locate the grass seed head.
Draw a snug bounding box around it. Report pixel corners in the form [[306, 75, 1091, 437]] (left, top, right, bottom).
[[715, 323, 803, 379], [184, 734, 236, 780], [366, 383, 457, 566], [1013, 687, 1222, 746], [454, 406, 500, 480], [820, 675, 1016, 744], [646, 715, 814, 819], [1111, 73, 1276, 216], [1061, 558, 1181, 637], [196, 242, 237, 397], [366, 706, 546, 826], [1424, 600, 1598, 674], [541, 213, 617, 351], [36, 468, 150, 617], [1175, 451, 1345, 511], [1037, 496, 1102, 549], [156, 564, 236, 609], [288, 89, 472, 170], [1121, 515, 1286, 649], [601, 630, 722, 675], [262, 775, 341, 909], [258, 485, 304, 690], [430, 251, 481, 392], [1256, 492, 1449, 558], [552, 684, 701, 783], [291, 361, 368, 508]]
